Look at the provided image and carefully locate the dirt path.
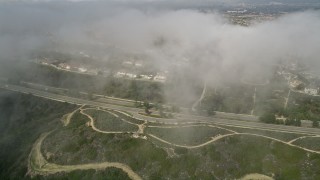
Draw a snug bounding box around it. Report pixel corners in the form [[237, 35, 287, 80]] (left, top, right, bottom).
[[241, 133, 320, 154], [80, 109, 125, 134], [284, 89, 291, 110], [148, 124, 237, 134], [288, 135, 320, 144], [148, 133, 236, 149], [81, 108, 141, 134], [251, 87, 256, 115], [148, 124, 209, 128], [103, 109, 148, 134], [241, 173, 274, 180], [102, 109, 145, 134], [28, 107, 320, 179], [137, 121, 147, 134], [62, 105, 84, 126], [74, 107, 320, 154], [148, 132, 320, 154], [78, 108, 320, 154], [207, 125, 238, 134], [192, 81, 207, 111], [28, 132, 142, 180]]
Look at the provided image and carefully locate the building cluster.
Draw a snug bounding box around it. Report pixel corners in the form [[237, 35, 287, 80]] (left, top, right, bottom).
[[304, 88, 319, 96], [278, 64, 319, 96], [37, 57, 168, 83], [114, 71, 167, 82], [37, 58, 97, 75], [122, 61, 143, 67], [57, 62, 95, 74], [115, 71, 137, 79], [115, 59, 168, 82], [226, 11, 277, 26]]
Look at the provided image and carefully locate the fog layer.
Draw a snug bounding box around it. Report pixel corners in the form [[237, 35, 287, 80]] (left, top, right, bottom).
[[0, 2, 320, 84]]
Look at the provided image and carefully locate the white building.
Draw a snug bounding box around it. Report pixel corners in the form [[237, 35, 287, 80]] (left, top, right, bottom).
[[289, 79, 303, 89], [58, 63, 71, 70], [125, 73, 137, 78], [154, 74, 166, 82], [140, 74, 152, 80], [304, 88, 318, 96], [115, 71, 126, 77], [135, 63, 143, 67], [122, 61, 133, 66], [78, 67, 87, 73]]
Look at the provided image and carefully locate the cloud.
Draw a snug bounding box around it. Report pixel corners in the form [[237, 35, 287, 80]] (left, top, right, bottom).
[[0, 2, 319, 85]]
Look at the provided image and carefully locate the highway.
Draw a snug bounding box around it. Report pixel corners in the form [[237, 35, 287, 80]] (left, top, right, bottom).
[[1, 83, 320, 135]]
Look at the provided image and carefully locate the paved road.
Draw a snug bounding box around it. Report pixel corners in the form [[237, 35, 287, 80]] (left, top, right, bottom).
[[2, 83, 320, 135], [15, 80, 259, 121]]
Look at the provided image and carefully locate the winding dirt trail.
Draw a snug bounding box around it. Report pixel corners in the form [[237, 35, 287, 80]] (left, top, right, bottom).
[[80, 109, 125, 134], [149, 132, 320, 154], [148, 124, 209, 128], [241, 173, 274, 180], [62, 105, 84, 126], [28, 132, 142, 180], [288, 135, 320, 144], [83, 108, 145, 134], [148, 133, 236, 149], [148, 124, 237, 134], [28, 107, 320, 179]]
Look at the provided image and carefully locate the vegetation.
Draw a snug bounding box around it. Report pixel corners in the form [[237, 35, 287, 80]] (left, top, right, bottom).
[[292, 137, 320, 151], [33, 168, 130, 180], [2, 62, 164, 103], [206, 135, 317, 179], [84, 109, 138, 132], [218, 125, 304, 141], [0, 91, 76, 179], [313, 120, 319, 128], [199, 85, 254, 115], [3, 62, 320, 179], [44, 122, 320, 180], [145, 126, 230, 146], [110, 110, 145, 125], [259, 88, 320, 127], [143, 101, 152, 115], [286, 91, 320, 122], [2, 94, 319, 179], [260, 112, 277, 124]]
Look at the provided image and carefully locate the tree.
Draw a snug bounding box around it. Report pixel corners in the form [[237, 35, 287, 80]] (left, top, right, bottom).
[[158, 104, 165, 118], [285, 117, 301, 127], [134, 101, 143, 108], [87, 92, 94, 100], [97, 71, 103, 76], [144, 101, 152, 115], [295, 83, 305, 91], [295, 119, 301, 127], [167, 113, 174, 118], [260, 113, 276, 124], [171, 104, 181, 113], [312, 120, 319, 128], [129, 80, 139, 100], [206, 109, 216, 116]]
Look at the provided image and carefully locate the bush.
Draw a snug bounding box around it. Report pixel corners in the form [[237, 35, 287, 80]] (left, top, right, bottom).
[[312, 120, 319, 128], [175, 147, 188, 155], [260, 113, 276, 124]]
